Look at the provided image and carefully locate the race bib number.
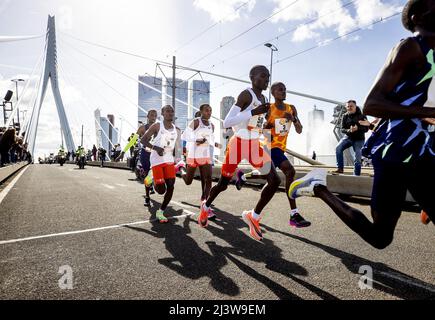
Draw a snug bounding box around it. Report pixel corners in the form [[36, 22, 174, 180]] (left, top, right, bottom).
[[162, 132, 176, 153], [248, 115, 265, 132], [275, 118, 290, 136], [196, 129, 211, 146]]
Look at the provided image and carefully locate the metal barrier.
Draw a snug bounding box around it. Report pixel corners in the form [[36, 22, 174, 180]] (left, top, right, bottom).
[[0, 162, 28, 184], [65, 161, 416, 203]]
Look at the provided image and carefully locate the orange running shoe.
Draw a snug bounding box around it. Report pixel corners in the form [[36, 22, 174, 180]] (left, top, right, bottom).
[[242, 210, 262, 241], [421, 210, 431, 225], [198, 201, 209, 228]]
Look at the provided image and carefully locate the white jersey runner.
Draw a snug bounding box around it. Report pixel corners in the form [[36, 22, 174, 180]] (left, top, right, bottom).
[[233, 88, 267, 140], [187, 118, 214, 160], [150, 123, 177, 167]]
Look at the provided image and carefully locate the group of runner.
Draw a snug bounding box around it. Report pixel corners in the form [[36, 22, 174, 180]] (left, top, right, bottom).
[[118, 0, 434, 250]]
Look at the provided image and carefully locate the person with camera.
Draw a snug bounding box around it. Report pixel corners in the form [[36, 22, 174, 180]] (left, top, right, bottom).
[[333, 100, 369, 176]]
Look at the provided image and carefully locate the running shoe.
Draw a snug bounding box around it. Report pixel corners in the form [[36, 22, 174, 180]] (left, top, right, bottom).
[[175, 160, 186, 173], [288, 169, 327, 199], [208, 207, 217, 220], [156, 209, 168, 223], [198, 201, 209, 227], [421, 210, 431, 225], [144, 197, 151, 207], [235, 170, 246, 190], [149, 186, 155, 195], [289, 212, 311, 228], [144, 174, 153, 188], [242, 210, 262, 241]]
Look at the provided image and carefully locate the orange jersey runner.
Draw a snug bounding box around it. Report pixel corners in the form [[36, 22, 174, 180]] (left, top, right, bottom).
[[265, 102, 295, 151]]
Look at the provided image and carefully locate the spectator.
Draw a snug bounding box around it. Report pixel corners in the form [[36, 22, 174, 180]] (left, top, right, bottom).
[[0, 128, 16, 167], [115, 144, 122, 161], [92, 144, 97, 161], [127, 133, 135, 157], [98, 147, 107, 167], [312, 151, 317, 161], [334, 100, 369, 176]]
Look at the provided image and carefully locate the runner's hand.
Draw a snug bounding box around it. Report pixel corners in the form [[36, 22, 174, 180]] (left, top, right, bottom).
[[251, 103, 270, 116], [423, 118, 435, 125], [196, 138, 207, 145], [153, 146, 164, 156], [283, 112, 295, 122]]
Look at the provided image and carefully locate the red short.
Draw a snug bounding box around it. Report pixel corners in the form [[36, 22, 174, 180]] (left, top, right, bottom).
[[221, 136, 271, 178], [152, 163, 176, 185], [187, 157, 212, 168]]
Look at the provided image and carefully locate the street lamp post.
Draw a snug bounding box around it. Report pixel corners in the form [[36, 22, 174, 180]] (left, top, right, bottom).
[[11, 78, 25, 124], [264, 43, 278, 102]]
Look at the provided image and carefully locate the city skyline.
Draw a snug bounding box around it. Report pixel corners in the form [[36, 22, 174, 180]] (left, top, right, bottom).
[[0, 0, 408, 157]]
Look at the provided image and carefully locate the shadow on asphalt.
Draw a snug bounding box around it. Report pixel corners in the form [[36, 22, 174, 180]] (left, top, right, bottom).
[[262, 224, 435, 300], [138, 199, 339, 300], [124, 199, 240, 297]]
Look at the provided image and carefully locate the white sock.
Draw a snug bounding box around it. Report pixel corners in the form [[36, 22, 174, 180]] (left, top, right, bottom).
[[290, 209, 299, 217], [203, 203, 210, 211], [252, 210, 261, 220]]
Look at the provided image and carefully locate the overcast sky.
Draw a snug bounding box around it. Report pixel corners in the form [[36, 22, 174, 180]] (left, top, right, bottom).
[[0, 0, 409, 159]]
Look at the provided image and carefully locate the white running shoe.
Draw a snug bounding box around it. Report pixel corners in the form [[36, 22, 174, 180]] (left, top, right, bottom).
[[175, 160, 186, 173], [288, 169, 327, 199]]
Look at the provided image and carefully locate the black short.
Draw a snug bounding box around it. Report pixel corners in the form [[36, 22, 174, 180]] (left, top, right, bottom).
[[140, 149, 151, 172], [371, 155, 434, 220]]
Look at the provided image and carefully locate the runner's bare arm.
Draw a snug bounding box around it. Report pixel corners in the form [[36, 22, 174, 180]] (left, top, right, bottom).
[[141, 123, 163, 156], [364, 38, 435, 119], [223, 90, 270, 128], [290, 105, 303, 134]]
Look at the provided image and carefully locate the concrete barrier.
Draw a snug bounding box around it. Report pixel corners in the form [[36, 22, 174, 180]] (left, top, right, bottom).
[[0, 162, 28, 184], [66, 161, 415, 202]]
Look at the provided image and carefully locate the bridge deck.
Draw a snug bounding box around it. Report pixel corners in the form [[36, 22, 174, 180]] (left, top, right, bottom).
[[0, 164, 433, 299]]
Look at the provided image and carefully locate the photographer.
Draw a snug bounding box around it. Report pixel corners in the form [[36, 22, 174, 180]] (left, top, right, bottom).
[[334, 100, 369, 176]]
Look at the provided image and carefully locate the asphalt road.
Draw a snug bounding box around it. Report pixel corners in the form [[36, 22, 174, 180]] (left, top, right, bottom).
[[0, 164, 434, 300]]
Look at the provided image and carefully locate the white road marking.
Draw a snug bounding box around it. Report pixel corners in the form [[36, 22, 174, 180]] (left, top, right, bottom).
[[378, 271, 435, 293], [115, 183, 127, 187], [0, 204, 196, 245], [101, 183, 115, 189], [0, 166, 28, 205]]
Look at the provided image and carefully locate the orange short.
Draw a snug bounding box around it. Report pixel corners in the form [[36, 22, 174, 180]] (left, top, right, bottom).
[[152, 162, 176, 185], [187, 157, 212, 168], [221, 136, 271, 178]]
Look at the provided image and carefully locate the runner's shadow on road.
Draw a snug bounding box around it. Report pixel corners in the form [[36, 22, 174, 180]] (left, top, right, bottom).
[[194, 206, 338, 300], [263, 224, 435, 299], [124, 199, 240, 297]]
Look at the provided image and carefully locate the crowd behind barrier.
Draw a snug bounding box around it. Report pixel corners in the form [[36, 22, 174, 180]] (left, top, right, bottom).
[[0, 127, 32, 167]]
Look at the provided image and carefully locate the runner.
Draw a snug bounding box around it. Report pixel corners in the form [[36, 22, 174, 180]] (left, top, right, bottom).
[[235, 82, 311, 228], [198, 65, 282, 241], [141, 105, 182, 223], [289, 0, 435, 249], [117, 109, 158, 206], [177, 104, 221, 220]]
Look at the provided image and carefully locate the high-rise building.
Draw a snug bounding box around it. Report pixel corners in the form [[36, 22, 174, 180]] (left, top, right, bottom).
[[164, 78, 189, 130], [94, 109, 102, 148], [138, 75, 162, 124], [220, 96, 235, 122], [220, 96, 235, 157], [188, 80, 210, 119], [94, 109, 118, 153]]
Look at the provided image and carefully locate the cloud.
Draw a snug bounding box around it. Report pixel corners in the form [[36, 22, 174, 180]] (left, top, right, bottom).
[[271, 0, 402, 42], [193, 0, 256, 22], [0, 0, 11, 15]]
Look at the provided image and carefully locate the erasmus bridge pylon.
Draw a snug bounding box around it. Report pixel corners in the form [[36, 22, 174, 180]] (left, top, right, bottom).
[[27, 15, 75, 154]]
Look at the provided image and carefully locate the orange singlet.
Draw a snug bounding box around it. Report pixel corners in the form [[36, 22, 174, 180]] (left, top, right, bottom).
[[266, 103, 294, 151]]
